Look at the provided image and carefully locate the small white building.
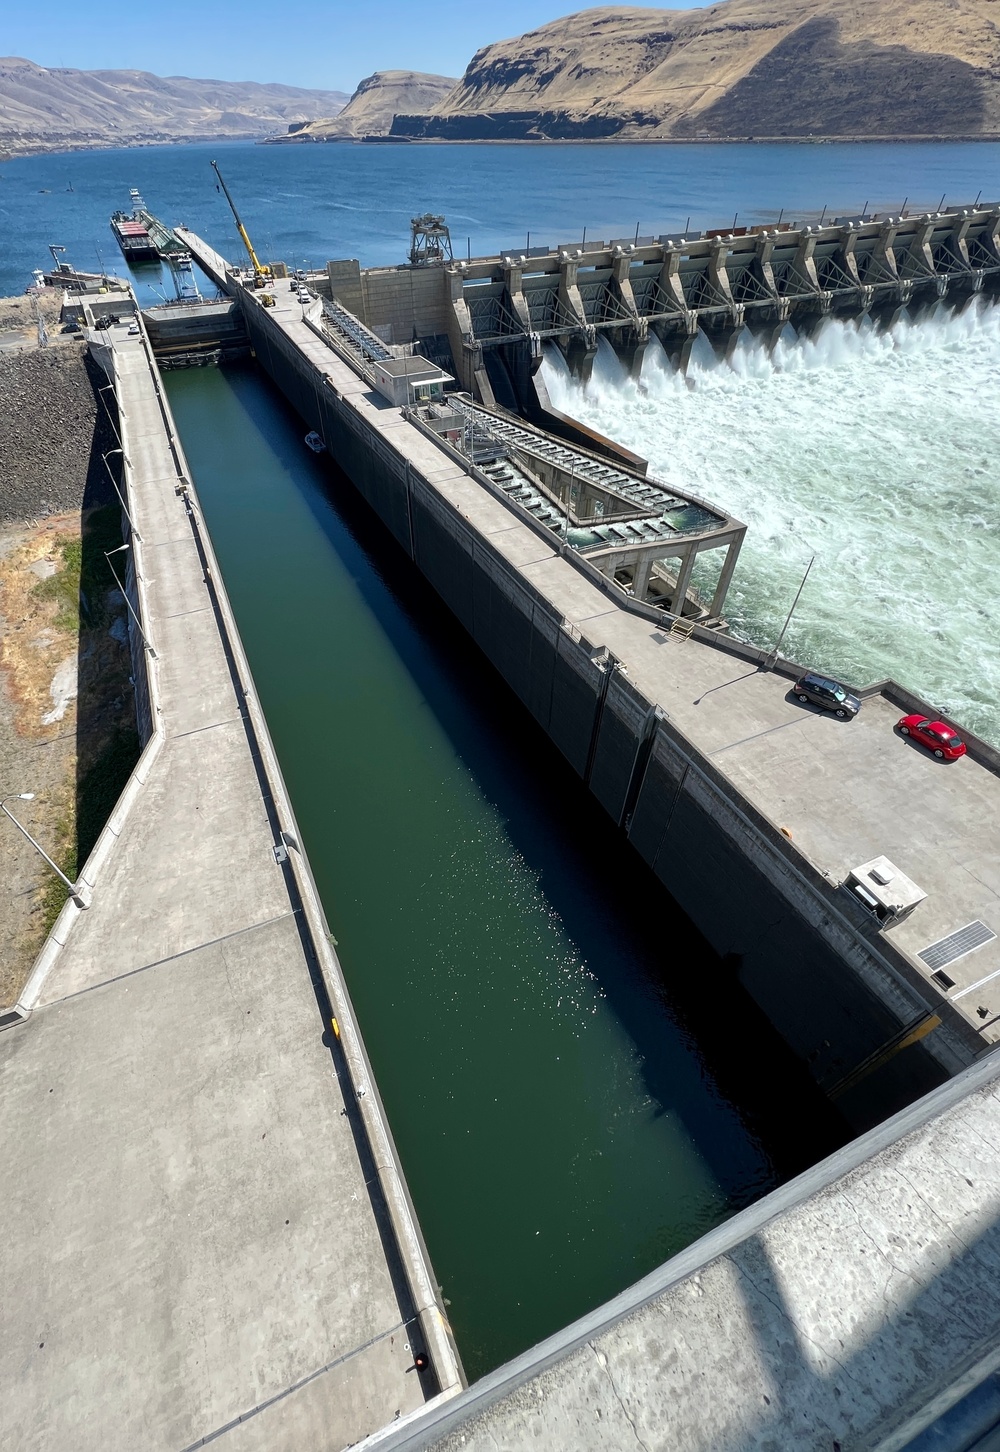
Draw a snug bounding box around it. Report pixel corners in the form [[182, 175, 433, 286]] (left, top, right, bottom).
[[843, 856, 927, 925], [372, 356, 452, 407]]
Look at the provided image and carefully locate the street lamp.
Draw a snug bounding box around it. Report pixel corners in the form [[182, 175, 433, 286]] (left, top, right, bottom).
[[105, 544, 156, 657], [102, 448, 140, 541], [771, 554, 816, 662], [1, 793, 89, 910]]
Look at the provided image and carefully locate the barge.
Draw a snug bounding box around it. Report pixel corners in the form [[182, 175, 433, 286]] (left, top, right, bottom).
[[110, 189, 158, 263]]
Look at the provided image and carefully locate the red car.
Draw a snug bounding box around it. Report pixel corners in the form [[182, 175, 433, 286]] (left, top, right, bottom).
[[897, 714, 967, 761]]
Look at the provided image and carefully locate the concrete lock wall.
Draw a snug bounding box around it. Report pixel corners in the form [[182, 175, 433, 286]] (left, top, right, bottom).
[[357, 266, 451, 347], [236, 297, 959, 1120]]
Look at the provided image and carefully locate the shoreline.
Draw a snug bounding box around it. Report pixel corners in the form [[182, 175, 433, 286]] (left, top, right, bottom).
[[5, 131, 1000, 163]]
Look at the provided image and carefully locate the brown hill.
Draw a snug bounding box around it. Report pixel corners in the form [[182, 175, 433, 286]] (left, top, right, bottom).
[[0, 56, 349, 157], [390, 0, 1000, 140], [274, 70, 458, 141]]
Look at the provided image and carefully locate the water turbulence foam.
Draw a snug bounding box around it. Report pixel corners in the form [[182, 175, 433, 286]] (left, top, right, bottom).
[[542, 300, 1000, 746]]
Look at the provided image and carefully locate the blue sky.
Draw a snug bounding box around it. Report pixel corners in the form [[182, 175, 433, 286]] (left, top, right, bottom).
[[5, 0, 720, 94]]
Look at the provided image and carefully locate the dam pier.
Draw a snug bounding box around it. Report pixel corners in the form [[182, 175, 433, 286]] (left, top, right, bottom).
[[311, 204, 1000, 412]]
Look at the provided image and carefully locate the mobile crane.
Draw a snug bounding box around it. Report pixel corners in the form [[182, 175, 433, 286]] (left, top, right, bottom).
[[211, 159, 273, 296]]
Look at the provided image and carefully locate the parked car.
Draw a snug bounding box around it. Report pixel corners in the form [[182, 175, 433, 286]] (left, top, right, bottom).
[[791, 672, 861, 718], [897, 714, 967, 760]]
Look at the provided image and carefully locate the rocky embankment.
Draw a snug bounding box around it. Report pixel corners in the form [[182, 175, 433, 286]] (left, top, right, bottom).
[[389, 0, 1000, 141], [0, 300, 116, 524]]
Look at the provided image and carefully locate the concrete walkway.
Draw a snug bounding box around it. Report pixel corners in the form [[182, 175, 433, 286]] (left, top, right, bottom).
[[0, 315, 460, 1449]]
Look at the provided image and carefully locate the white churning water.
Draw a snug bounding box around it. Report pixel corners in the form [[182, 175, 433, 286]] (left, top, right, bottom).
[[540, 300, 1000, 746]]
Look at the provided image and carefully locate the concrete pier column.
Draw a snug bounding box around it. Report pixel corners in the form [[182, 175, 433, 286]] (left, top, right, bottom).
[[948, 214, 972, 270], [902, 216, 939, 279], [835, 225, 862, 287], [502, 260, 533, 334], [670, 545, 697, 616], [614, 327, 648, 380], [793, 228, 822, 294], [710, 535, 744, 618], [446, 268, 480, 393], [981, 208, 1000, 267], [560, 331, 597, 385], [558, 255, 590, 331], [708, 237, 737, 309], [871, 218, 901, 284], [754, 231, 780, 302], [656, 247, 690, 314], [632, 553, 654, 603], [656, 322, 698, 376], [611, 251, 642, 322]]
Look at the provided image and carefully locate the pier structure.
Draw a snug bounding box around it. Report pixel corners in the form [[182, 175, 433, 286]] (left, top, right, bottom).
[[316, 205, 1000, 403], [0, 284, 461, 1449], [176, 222, 1000, 1451]]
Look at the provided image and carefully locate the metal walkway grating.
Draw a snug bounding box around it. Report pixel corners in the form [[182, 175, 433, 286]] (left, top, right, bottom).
[[919, 921, 997, 973]]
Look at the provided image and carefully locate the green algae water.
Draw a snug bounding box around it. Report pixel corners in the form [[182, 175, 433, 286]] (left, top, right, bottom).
[[165, 361, 847, 1378]]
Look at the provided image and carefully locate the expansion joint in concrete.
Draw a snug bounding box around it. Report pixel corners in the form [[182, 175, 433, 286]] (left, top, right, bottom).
[[46, 910, 299, 1006], [180, 1315, 416, 1450]]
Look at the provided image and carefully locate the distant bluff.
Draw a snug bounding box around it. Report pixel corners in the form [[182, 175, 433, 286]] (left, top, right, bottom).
[[274, 71, 458, 141], [388, 0, 1000, 140]]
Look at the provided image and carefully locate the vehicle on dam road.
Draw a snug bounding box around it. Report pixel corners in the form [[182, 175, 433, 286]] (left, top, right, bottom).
[[897, 714, 968, 761], [792, 672, 861, 718]]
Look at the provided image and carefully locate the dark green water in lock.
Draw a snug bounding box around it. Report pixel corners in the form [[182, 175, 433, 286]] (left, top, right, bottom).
[[164, 361, 848, 1380]]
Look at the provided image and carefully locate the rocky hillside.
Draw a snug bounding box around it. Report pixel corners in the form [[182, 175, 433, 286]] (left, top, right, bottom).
[[390, 0, 1000, 140], [0, 57, 349, 157], [273, 70, 457, 141]]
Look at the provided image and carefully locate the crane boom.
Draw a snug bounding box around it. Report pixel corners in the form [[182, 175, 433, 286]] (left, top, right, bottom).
[[211, 160, 268, 279]]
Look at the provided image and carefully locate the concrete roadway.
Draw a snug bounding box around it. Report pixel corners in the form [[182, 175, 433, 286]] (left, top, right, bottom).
[[0, 320, 459, 1448]]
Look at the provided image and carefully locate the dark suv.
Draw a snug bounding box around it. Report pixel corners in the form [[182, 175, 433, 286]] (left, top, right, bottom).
[[792, 672, 861, 718]]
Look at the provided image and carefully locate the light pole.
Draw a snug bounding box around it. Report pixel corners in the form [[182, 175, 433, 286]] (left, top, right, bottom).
[[102, 448, 140, 541], [105, 544, 156, 657], [1, 793, 89, 910], [772, 554, 816, 661]]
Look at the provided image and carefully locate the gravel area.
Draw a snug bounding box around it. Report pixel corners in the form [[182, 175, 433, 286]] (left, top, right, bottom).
[[0, 518, 80, 1005], [0, 320, 117, 524]]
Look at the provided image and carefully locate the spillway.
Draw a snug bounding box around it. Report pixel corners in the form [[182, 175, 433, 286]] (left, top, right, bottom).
[[540, 300, 1000, 746]]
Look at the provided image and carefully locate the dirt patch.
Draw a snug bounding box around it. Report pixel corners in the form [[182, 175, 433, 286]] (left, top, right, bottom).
[[0, 507, 138, 1007]]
